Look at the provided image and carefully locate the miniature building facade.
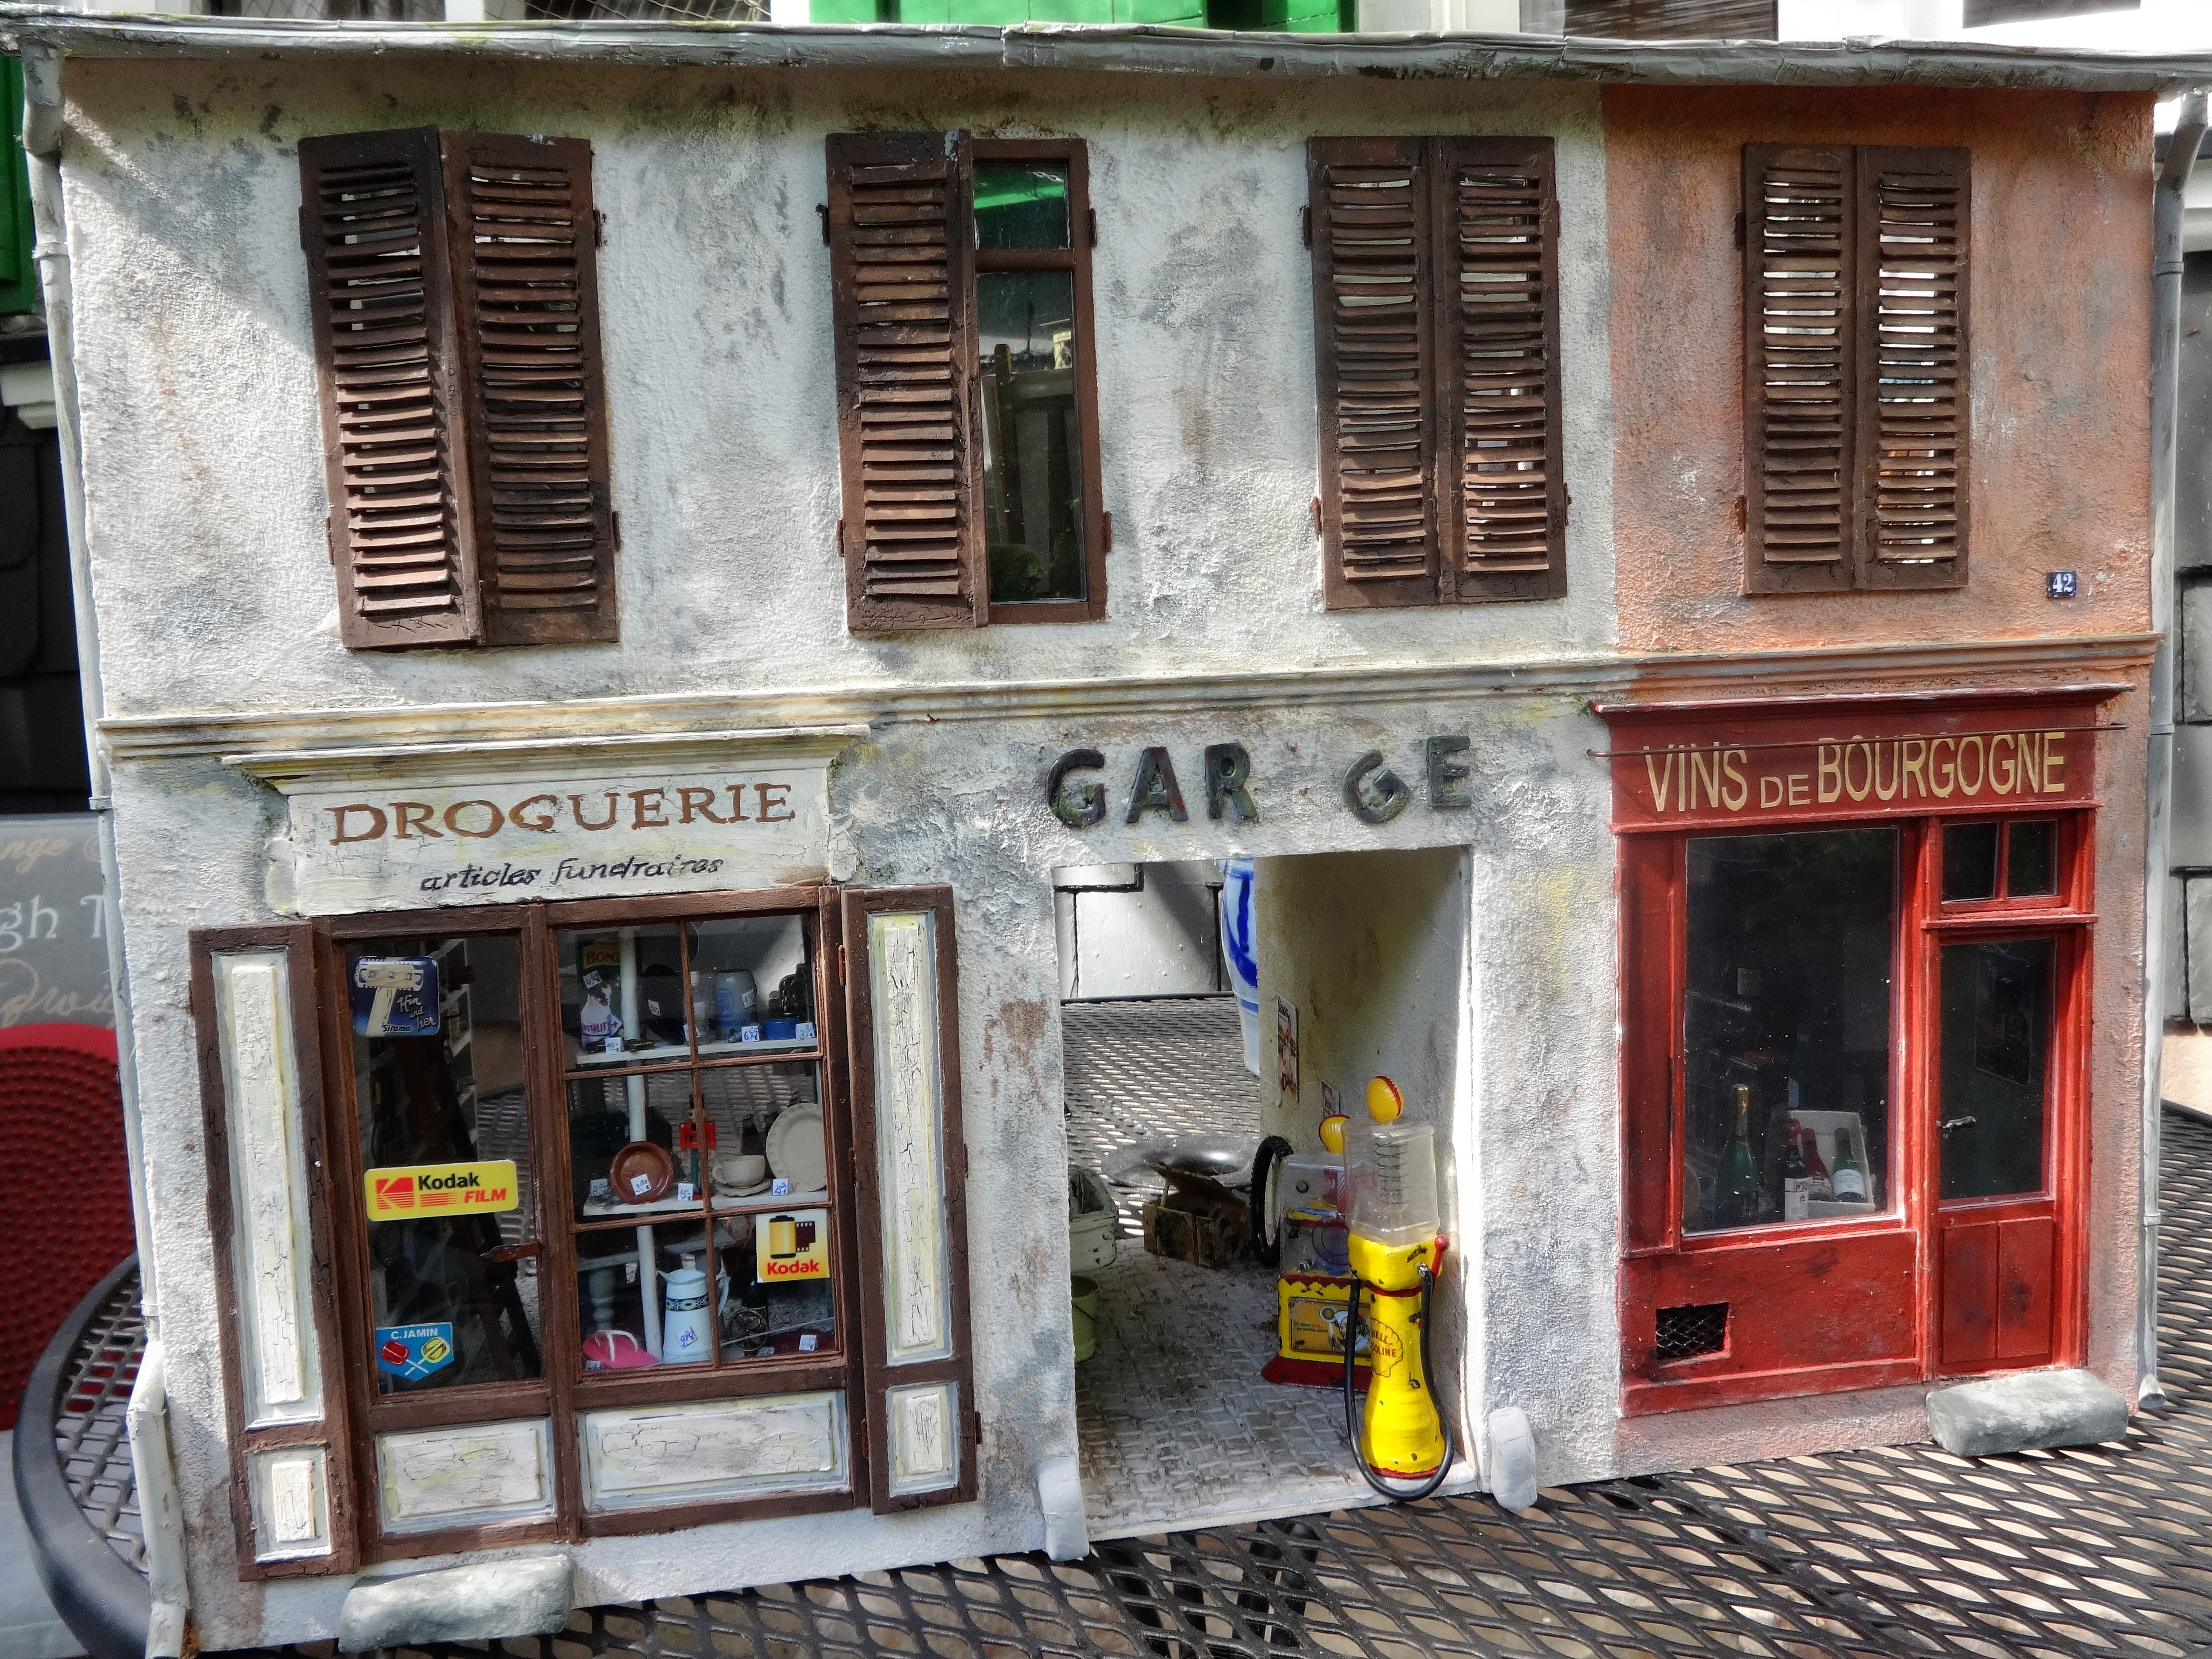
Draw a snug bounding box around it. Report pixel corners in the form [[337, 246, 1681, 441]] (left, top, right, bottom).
[[4, 18, 2165, 1648]]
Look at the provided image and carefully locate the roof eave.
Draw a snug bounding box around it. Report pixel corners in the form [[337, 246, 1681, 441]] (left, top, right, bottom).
[[0, 8, 2206, 95]]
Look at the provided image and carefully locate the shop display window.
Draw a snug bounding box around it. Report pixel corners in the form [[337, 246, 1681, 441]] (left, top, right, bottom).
[[191, 885, 975, 1573], [1681, 829, 1895, 1234]]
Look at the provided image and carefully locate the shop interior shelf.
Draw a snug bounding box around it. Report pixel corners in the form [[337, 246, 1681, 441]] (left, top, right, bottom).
[[579, 1187, 830, 1222], [570, 1036, 819, 1069]]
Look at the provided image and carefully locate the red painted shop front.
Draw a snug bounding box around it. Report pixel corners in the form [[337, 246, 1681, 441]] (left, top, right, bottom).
[[1602, 688, 2110, 1415]]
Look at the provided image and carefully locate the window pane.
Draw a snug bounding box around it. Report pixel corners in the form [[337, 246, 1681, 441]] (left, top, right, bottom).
[[351, 934, 542, 1392], [1942, 821, 1999, 902], [689, 914, 816, 1051], [1938, 938, 2052, 1200], [2008, 819, 2057, 897], [980, 268, 1086, 605], [1683, 830, 1895, 1234], [557, 922, 690, 1069], [974, 164, 1070, 251]]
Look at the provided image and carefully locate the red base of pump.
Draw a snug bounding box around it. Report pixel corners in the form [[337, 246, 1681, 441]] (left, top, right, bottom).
[[1262, 1354, 1370, 1390]]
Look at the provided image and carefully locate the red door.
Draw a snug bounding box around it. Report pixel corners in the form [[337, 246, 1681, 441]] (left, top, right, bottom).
[[1931, 933, 2069, 1374]]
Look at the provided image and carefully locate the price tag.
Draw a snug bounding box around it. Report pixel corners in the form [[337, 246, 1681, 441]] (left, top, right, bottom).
[[798, 1333, 818, 1353], [629, 1172, 653, 1197], [676, 1182, 696, 1202], [741, 1023, 763, 1044], [796, 1021, 817, 1042], [588, 1178, 611, 1203], [771, 1177, 791, 1196]]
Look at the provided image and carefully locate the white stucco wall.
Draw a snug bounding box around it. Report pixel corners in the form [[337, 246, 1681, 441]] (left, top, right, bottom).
[[58, 59, 1617, 720]]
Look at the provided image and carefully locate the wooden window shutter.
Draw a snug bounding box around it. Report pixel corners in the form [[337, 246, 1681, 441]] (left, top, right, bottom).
[[827, 132, 985, 633], [1857, 146, 1968, 591], [1743, 142, 1858, 595], [445, 133, 620, 642], [842, 886, 977, 1512], [1310, 137, 1440, 610], [300, 128, 481, 648], [1434, 136, 1565, 602]]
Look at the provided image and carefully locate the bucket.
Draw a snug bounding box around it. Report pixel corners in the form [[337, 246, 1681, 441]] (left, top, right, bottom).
[[1070, 1276, 1099, 1364]]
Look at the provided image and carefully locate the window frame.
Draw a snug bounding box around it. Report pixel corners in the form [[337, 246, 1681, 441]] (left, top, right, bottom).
[[973, 136, 1108, 626], [314, 886, 871, 1560]]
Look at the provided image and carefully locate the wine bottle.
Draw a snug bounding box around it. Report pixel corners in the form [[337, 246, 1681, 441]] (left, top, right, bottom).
[[1780, 1119, 1811, 1221], [1830, 1128, 1868, 1202], [1799, 1124, 1833, 1201], [1715, 1085, 1760, 1228]]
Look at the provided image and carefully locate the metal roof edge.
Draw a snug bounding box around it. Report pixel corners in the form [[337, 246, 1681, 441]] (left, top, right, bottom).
[[0, 9, 2207, 94]]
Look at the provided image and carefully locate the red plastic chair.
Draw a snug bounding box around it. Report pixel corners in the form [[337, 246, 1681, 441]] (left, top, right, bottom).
[[0, 1022, 131, 1432]]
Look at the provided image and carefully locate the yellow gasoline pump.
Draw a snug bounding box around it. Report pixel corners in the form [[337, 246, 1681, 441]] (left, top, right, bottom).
[[1343, 1076, 1454, 1499]]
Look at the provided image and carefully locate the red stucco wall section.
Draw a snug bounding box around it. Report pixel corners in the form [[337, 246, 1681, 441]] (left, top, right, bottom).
[[1602, 86, 2155, 654]]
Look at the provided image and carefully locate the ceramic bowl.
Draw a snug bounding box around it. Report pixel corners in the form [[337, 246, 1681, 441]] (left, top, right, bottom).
[[711, 1151, 769, 1195]]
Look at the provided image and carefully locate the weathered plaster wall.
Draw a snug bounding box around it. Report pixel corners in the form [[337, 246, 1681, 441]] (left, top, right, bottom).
[[58, 58, 1617, 723], [1603, 85, 2154, 654]]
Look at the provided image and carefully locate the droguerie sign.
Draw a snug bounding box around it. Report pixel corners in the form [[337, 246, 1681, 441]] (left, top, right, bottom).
[[275, 765, 829, 915], [1599, 695, 2105, 832]]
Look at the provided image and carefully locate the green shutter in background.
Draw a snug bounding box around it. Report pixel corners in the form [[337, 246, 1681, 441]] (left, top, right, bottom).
[[0, 61, 35, 315], [802, 0, 1308, 23]]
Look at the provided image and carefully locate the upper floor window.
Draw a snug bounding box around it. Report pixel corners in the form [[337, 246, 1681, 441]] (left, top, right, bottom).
[[299, 128, 619, 651], [826, 132, 1106, 632], [1743, 143, 1970, 595], [1306, 135, 1567, 611]]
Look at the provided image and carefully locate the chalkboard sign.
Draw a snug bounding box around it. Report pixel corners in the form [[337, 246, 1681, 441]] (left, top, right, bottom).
[[0, 813, 113, 1027]]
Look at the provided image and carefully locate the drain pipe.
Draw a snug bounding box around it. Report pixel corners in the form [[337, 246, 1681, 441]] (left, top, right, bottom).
[[2143, 88, 2208, 1411], [20, 49, 182, 1657]]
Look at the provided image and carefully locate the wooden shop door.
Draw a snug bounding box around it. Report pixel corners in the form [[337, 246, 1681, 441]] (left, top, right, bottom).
[[1931, 932, 2071, 1375]]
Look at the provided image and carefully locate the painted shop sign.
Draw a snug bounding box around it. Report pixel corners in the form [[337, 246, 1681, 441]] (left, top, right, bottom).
[[1593, 689, 2113, 833], [1047, 738, 1473, 831], [231, 730, 855, 917]]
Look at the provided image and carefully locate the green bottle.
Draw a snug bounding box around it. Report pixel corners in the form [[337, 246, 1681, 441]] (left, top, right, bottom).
[[1715, 1084, 1760, 1229]]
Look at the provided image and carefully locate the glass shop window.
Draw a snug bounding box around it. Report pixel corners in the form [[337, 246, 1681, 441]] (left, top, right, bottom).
[[1682, 829, 1896, 1234], [349, 932, 544, 1393], [976, 160, 1090, 608], [559, 912, 835, 1373], [1941, 819, 2061, 904]]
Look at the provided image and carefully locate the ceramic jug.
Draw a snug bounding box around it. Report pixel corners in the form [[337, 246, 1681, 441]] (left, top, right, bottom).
[[662, 1254, 720, 1365]]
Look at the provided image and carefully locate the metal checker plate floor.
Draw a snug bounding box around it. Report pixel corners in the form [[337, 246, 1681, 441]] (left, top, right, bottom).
[[107, 1002, 2212, 1657]]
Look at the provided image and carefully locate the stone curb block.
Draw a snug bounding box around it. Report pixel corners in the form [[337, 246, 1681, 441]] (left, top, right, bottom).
[[338, 1555, 572, 1653], [1925, 1368, 2128, 1459]]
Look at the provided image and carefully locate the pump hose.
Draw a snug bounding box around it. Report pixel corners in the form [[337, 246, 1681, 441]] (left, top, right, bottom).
[[1342, 1262, 1455, 1503]]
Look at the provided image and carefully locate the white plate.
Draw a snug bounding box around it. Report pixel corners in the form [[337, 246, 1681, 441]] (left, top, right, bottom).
[[766, 1102, 828, 1194]]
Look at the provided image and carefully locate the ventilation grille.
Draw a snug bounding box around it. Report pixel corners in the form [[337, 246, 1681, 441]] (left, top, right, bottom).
[[1321, 154, 1432, 584], [1655, 1301, 1729, 1363]]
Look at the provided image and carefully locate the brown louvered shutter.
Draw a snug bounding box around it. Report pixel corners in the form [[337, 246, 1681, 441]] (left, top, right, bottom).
[[1310, 137, 1439, 610], [1743, 143, 1857, 594], [1858, 146, 1968, 590], [445, 133, 620, 643], [299, 128, 481, 648], [827, 132, 984, 632], [1434, 137, 1565, 603]]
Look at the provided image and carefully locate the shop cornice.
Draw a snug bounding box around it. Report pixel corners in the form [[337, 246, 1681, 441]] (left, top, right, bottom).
[[222, 725, 869, 789], [99, 633, 2158, 767], [1, 9, 2209, 96]]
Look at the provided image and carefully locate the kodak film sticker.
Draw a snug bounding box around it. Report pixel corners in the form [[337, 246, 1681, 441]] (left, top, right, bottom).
[[364, 1160, 520, 1221]]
